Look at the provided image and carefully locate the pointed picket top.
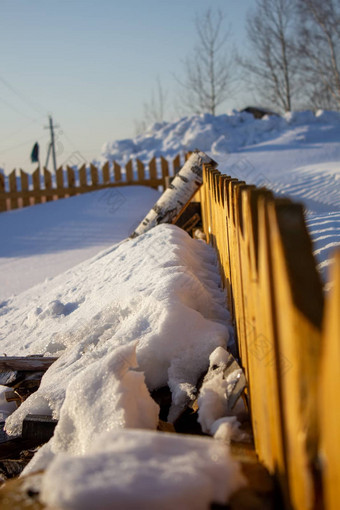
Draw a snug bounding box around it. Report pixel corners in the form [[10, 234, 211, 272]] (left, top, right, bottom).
[[125, 160, 133, 183], [102, 161, 110, 183], [160, 156, 169, 180], [44, 168, 52, 189], [20, 169, 30, 207], [32, 167, 41, 204], [149, 157, 157, 189], [136, 159, 145, 182], [79, 164, 87, 187], [90, 163, 98, 187], [173, 154, 181, 174], [113, 161, 121, 182]]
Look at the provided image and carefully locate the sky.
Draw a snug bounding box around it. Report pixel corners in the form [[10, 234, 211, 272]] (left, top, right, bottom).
[[0, 0, 254, 173]]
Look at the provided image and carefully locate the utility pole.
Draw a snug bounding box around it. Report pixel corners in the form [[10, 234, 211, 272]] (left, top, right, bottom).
[[45, 115, 59, 171]]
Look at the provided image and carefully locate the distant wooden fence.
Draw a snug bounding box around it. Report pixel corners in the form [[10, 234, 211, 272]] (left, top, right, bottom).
[[200, 165, 340, 510], [0, 154, 184, 213]]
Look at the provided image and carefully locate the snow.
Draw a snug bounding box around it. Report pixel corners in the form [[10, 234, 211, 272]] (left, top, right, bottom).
[[40, 429, 245, 510], [3, 224, 230, 437], [0, 186, 160, 299], [1, 108, 339, 508], [101, 110, 340, 284]]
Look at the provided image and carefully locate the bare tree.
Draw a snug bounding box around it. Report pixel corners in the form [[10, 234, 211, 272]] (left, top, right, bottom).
[[177, 8, 236, 115], [242, 0, 298, 112], [296, 0, 340, 110]]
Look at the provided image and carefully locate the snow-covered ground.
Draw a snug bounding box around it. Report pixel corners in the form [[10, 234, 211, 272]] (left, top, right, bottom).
[[0, 110, 339, 508], [102, 110, 340, 284], [1, 224, 245, 509], [0, 186, 159, 299]]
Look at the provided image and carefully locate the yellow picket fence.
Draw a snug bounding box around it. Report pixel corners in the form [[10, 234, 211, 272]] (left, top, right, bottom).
[[0, 154, 184, 213], [199, 164, 340, 510]]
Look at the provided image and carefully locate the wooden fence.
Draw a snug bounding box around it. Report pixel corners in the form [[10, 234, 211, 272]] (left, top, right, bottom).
[[199, 164, 340, 510], [0, 154, 184, 213]]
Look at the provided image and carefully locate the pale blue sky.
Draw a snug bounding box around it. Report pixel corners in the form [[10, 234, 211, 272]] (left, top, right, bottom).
[[0, 0, 254, 172]]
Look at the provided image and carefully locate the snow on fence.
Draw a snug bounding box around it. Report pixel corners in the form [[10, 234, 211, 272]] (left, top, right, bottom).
[[199, 164, 339, 510], [0, 154, 184, 213]]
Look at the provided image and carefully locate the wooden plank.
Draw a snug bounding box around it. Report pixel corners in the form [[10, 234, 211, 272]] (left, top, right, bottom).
[[102, 161, 110, 183], [320, 250, 340, 510], [173, 153, 181, 174], [32, 168, 41, 204], [149, 157, 158, 189], [125, 160, 133, 184], [136, 159, 145, 183], [268, 200, 323, 510], [79, 164, 87, 187], [43, 168, 53, 202], [22, 414, 58, 443], [90, 164, 99, 187], [9, 169, 18, 210], [67, 166, 76, 196], [161, 156, 169, 187], [113, 161, 121, 182], [0, 356, 57, 371], [0, 171, 6, 212], [20, 169, 30, 208], [55, 167, 64, 201]]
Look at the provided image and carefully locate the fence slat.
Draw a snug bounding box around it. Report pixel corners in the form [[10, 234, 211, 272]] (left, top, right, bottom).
[[320, 250, 340, 510], [20, 170, 30, 208], [90, 164, 98, 187], [161, 156, 169, 185], [102, 161, 110, 183], [67, 166, 76, 196], [32, 168, 41, 204], [44, 168, 53, 202], [0, 172, 5, 211], [55, 167, 65, 199], [268, 201, 323, 510], [9, 170, 18, 210], [125, 160, 133, 184], [149, 157, 158, 189], [137, 159, 145, 183], [173, 154, 181, 174], [79, 164, 87, 187], [113, 161, 121, 182]]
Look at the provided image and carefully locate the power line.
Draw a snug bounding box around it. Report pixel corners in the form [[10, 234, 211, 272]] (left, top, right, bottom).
[[0, 96, 37, 122], [0, 75, 46, 117]]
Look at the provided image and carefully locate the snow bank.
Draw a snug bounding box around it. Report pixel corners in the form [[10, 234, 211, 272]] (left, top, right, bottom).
[[3, 224, 230, 436], [40, 429, 245, 510], [100, 110, 340, 164]]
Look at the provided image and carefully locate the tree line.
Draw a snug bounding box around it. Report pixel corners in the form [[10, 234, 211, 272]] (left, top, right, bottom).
[[137, 0, 340, 131]]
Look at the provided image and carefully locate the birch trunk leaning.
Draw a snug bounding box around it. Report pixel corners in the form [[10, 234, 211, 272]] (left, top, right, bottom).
[[130, 150, 216, 238]]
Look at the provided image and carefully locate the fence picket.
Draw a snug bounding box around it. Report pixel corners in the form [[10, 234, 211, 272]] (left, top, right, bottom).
[[320, 250, 340, 510], [79, 164, 87, 188], [67, 166, 76, 196], [20, 170, 30, 207], [149, 157, 158, 189], [113, 161, 121, 182], [9, 170, 18, 210], [32, 168, 41, 204], [161, 156, 169, 184], [102, 161, 110, 183], [173, 154, 181, 174], [125, 160, 133, 184], [90, 164, 98, 187], [137, 159, 145, 183], [44, 168, 53, 202], [0, 172, 5, 212], [56, 167, 65, 199]]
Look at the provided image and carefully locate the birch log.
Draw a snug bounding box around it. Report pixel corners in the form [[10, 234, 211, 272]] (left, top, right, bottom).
[[130, 150, 216, 238]]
